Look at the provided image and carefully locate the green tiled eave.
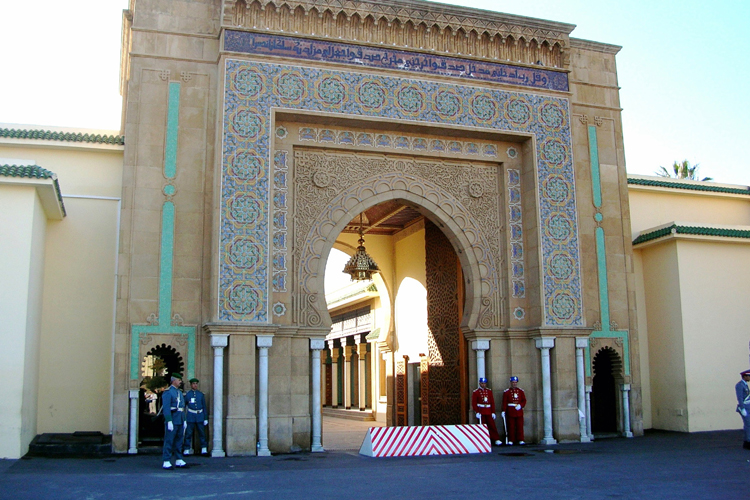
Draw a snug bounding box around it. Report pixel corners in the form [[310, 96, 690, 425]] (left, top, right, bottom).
[[0, 164, 66, 217], [0, 127, 124, 145], [633, 224, 750, 245], [627, 177, 750, 196]]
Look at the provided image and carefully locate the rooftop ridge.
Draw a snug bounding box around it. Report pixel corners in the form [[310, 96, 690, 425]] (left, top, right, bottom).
[[0, 127, 125, 146], [633, 223, 750, 245], [627, 176, 750, 196]]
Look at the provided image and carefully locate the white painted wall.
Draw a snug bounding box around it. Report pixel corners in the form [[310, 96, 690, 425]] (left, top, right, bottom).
[[0, 185, 46, 458]]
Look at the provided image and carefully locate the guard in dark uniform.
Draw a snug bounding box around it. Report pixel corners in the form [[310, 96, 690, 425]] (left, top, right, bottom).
[[161, 373, 186, 469], [183, 378, 209, 455], [736, 369, 750, 450], [472, 377, 502, 445], [501, 376, 527, 445]]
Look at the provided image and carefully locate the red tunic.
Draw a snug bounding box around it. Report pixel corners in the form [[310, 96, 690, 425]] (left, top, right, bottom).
[[472, 387, 501, 443], [502, 387, 526, 444]]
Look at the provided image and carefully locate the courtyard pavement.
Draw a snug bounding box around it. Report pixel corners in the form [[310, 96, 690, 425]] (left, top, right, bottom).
[[1, 427, 749, 499]]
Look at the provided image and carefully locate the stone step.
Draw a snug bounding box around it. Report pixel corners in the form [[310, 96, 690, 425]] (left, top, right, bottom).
[[323, 407, 375, 421], [27, 432, 112, 457]]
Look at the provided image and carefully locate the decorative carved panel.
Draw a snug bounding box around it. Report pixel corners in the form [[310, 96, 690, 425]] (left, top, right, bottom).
[[293, 149, 503, 329], [395, 357, 408, 426], [425, 221, 463, 425]]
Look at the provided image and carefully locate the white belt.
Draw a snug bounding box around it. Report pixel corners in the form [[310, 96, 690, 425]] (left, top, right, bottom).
[[188, 408, 204, 414], [477, 404, 490, 408]]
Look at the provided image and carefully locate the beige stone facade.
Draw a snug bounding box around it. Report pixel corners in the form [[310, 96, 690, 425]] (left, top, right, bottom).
[[2, 0, 657, 458]]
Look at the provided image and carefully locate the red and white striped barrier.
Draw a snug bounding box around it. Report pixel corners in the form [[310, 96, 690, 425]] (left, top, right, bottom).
[[359, 424, 491, 457]]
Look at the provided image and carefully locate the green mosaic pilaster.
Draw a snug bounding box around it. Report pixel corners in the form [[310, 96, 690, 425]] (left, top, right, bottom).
[[585, 125, 630, 378], [129, 80, 196, 381]]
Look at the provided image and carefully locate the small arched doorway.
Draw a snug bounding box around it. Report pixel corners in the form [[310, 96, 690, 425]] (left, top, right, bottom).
[[591, 347, 623, 436], [138, 344, 185, 448]]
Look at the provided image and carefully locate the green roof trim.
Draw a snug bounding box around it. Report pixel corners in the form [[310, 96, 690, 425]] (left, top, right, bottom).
[[627, 177, 750, 196], [633, 224, 750, 245], [365, 327, 381, 341], [0, 127, 124, 145], [0, 164, 66, 217], [0, 164, 55, 179]]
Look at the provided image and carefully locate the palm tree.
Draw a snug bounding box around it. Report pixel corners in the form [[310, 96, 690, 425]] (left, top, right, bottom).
[[656, 160, 712, 181]]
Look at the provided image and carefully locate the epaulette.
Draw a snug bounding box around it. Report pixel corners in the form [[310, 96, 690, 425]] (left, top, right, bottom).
[[504, 388, 509, 392]]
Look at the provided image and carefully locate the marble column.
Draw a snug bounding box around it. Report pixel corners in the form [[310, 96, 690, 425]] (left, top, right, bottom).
[[329, 340, 339, 408], [320, 349, 328, 407], [535, 337, 557, 445], [210, 333, 229, 457], [585, 385, 594, 441], [128, 389, 139, 454], [575, 337, 591, 443], [344, 343, 354, 410], [257, 335, 273, 456], [470, 339, 490, 382], [310, 339, 325, 452], [621, 383, 633, 438], [357, 336, 367, 411]]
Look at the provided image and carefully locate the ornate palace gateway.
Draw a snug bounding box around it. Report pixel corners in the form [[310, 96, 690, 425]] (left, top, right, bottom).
[[113, 0, 641, 455]]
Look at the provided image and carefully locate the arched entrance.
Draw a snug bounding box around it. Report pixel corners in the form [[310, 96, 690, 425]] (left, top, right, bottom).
[[591, 347, 623, 436], [138, 344, 185, 448]]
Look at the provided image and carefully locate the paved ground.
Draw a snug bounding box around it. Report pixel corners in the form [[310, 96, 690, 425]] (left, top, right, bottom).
[[1, 429, 749, 500]]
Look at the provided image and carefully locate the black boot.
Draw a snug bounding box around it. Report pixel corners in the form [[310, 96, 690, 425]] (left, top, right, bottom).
[[743, 441, 750, 450]]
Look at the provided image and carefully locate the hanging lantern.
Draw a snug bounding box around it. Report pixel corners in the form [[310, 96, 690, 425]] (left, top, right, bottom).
[[342, 213, 380, 281]]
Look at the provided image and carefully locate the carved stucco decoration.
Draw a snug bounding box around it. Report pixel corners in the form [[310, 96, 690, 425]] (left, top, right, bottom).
[[293, 149, 503, 331], [224, 0, 572, 67]]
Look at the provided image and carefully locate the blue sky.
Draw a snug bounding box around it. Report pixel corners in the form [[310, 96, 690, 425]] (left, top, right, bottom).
[[1, 0, 747, 184]]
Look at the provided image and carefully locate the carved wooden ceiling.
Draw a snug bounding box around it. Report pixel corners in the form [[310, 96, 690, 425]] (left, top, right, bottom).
[[342, 200, 424, 236]]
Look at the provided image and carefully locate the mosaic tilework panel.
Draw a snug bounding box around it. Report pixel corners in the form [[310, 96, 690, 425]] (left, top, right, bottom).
[[272, 150, 288, 292], [507, 169, 525, 298], [298, 127, 499, 157], [222, 59, 582, 326], [224, 31, 569, 92]]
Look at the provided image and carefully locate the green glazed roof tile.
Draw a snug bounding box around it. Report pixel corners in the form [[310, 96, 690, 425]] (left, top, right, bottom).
[[627, 177, 750, 196], [633, 223, 750, 245], [0, 164, 66, 217], [0, 127, 124, 145], [0, 164, 56, 179]]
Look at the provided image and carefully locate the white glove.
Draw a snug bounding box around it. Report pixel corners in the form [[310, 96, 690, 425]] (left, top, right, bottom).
[[515, 404, 521, 411], [167, 422, 174, 431], [501, 412, 505, 418], [491, 413, 496, 420], [184, 421, 187, 430], [476, 413, 482, 420], [741, 408, 748, 417], [204, 420, 209, 426]]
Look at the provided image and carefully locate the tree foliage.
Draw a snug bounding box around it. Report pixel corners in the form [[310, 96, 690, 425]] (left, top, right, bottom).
[[656, 160, 712, 181]]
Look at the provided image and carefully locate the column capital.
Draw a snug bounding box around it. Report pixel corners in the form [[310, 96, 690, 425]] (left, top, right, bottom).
[[257, 335, 274, 348], [310, 338, 326, 350], [534, 337, 556, 349], [357, 343, 367, 356], [129, 389, 140, 399], [344, 345, 354, 360], [575, 337, 589, 349], [210, 333, 229, 348], [471, 339, 490, 351], [621, 383, 631, 391]]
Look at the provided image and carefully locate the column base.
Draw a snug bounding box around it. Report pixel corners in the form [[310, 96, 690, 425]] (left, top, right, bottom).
[[622, 431, 634, 438], [258, 448, 272, 457], [311, 444, 325, 453], [580, 436, 592, 443], [211, 450, 226, 458], [540, 437, 557, 445], [128, 448, 138, 454]]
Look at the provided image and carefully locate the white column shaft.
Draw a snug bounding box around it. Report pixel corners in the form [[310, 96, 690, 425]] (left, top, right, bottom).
[[476, 349, 486, 381], [343, 349, 352, 410], [621, 384, 633, 438], [575, 343, 590, 443], [311, 346, 324, 452], [211, 344, 226, 457], [541, 347, 555, 443], [585, 385, 593, 441], [258, 346, 271, 456], [358, 347, 366, 411], [128, 390, 139, 454], [331, 351, 339, 408]]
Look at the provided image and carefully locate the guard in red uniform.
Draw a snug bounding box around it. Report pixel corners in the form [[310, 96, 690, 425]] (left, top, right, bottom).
[[501, 376, 526, 445], [472, 377, 502, 445]]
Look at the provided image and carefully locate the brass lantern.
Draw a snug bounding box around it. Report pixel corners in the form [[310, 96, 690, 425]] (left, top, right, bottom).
[[342, 213, 380, 281]]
